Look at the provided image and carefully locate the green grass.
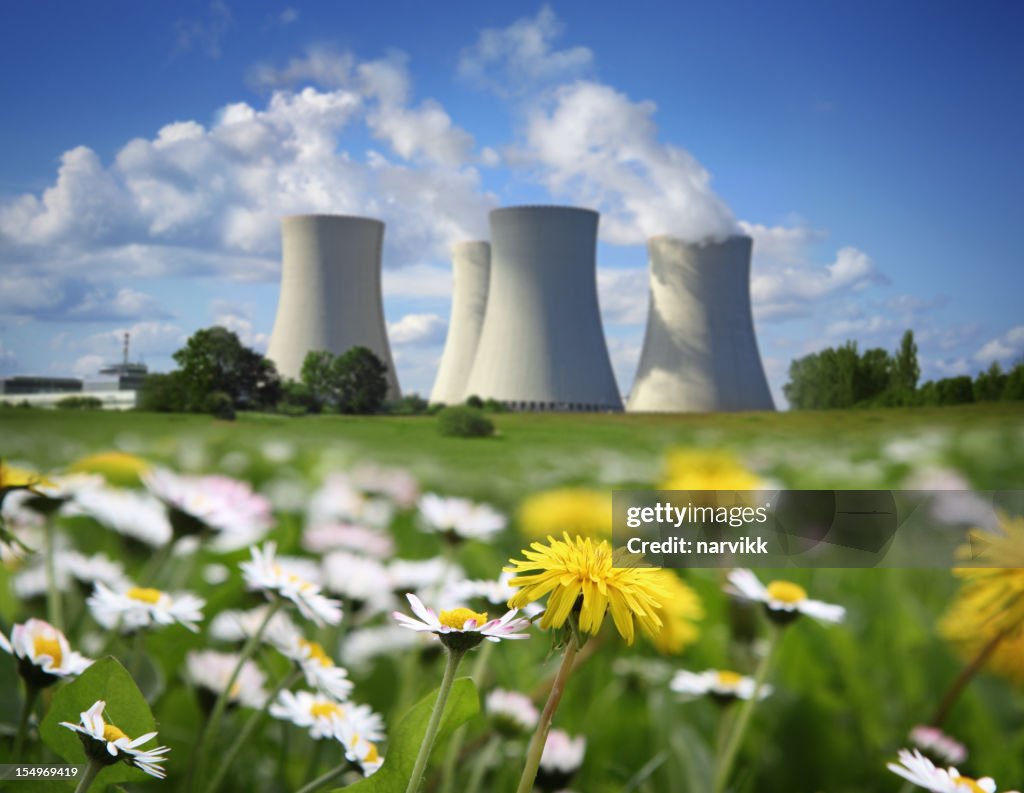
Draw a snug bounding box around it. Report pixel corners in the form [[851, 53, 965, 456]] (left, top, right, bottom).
[[2, 403, 1023, 792]]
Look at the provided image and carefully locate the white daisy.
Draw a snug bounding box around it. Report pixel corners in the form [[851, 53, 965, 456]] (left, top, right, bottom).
[[888, 748, 1018, 792], [910, 725, 969, 766], [275, 634, 355, 702], [340, 625, 427, 672], [322, 551, 395, 615], [209, 605, 302, 648], [349, 463, 420, 508], [417, 493, 506, 542], [540, 729, 586, 776], [669, 669, 773, 702], [337, 720, 384, 776], [14, 550, 129, 600], [393, 593, 530, 651], [309, 474, 394, 529], [270, 690, 385, 743], [726, 568, 846, 624], [0, 618, 92, 687], [25, 473, 105, 514], [143, 468, 273, 551], [88, 582, 205, 633], [241, 542, 343, 627], [485, 688, 539, 733], [387, 557, 463, 598], [303, 522, 395, 558], [59, 699, 170, 779], [68, 485, 172, 547], [186, 650, 268, 710]]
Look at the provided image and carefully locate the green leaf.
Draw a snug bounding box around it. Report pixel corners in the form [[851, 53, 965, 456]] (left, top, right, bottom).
[[334, 676, 479, 793], [39, 657, 159, 787]]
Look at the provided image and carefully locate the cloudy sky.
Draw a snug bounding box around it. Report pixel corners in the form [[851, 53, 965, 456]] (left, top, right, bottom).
[[2, 1, 1021, 406]]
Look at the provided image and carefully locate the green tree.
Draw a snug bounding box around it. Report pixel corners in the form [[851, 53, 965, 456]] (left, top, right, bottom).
[[172, 326, 281, 411], [891, 329, 920, 393], [973, 362, 1007, 402], [334, 346, 389, 414], [1004, 362, 1024, 401], [935, 376, 974, 405], [300, 350, 337, 411], [138, 371, 191, 412]]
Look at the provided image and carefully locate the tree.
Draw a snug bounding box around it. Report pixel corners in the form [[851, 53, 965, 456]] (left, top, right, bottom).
[[935, 376, 974, 405], [172, 326, 281, 411], [973, 362, 1007, 402], [334, 346, 389, 414], [300, 350, 336, 412], [1004, 362, 1024, 401], [891, 330, 920, 393], [138, 372, 191, 412]]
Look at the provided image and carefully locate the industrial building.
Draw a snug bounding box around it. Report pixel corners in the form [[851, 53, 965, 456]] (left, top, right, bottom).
[[429, 241, 490, 405], [627, 235, 775, 412], [463, 206, 623, 411], [266, 214, 401, 399]]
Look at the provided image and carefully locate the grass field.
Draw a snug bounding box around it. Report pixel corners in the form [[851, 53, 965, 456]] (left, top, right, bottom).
[[1, 403, 1023, 792]]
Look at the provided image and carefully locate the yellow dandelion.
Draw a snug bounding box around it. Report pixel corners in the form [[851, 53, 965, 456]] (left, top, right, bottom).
[[659, 448, 762, 491], [646, 569, 703, 654], [517, 488, 612, 540], [67, 451, 150, 488], [945, 515, 1024, 636], [505, 533, 669, 645]]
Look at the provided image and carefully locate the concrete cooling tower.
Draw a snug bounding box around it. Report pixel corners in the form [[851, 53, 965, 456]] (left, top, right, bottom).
[[464, 206, 623, 411], [429, 241, 490, 405], [266, 214, 401, 399], [627, 235, 774, 412]]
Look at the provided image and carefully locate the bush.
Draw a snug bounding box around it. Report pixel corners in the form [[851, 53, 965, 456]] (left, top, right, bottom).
[[56, 396, 104, 410], [465, 394, 484, 409], [437, 406, 495, 438], [138, 372, 191, 412], [387, 394, 430, 415], [278, 380, 318, 415], [204, 391, 236, 420], [482, 398, 509, 413]]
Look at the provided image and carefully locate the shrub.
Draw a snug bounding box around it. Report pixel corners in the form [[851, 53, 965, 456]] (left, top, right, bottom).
[[437, 406, 495, 438], [465, 394, 484, 409], [56, 396, 104, 410], [205, 391, 236, 421], [138, 372, 191, 412]]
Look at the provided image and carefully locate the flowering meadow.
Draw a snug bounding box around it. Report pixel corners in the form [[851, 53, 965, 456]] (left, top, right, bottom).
[[1, 404, 1024, 793]]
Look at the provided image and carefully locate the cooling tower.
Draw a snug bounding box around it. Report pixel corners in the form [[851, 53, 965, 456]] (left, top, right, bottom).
[[464, 206, 622, 411], [627, 235, 774, 412], [266, 214, 401, 398], [429, 241, 490, 405]]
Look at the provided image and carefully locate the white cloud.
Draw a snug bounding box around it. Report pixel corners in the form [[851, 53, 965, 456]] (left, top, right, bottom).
[[458, 5, 594, 94], [60, 322, 188, 361], [388, 313, 447, 346], [209, 300, 270, 351], [0, 340, 18, 374], [598, 268, 648, 325], [248, 46, 354, 90], [0, 276, 171, 322], [175, 0, 233, 59], [383, 263, 453, 300], [974, 325, 1024, 365], [279, 7, 298, 25], [512, 80, 737, 245], [72, 355, 105, 378]]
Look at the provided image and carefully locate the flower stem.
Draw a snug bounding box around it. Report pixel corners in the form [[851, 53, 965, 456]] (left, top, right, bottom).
[[294, 761, 357, 793], [206, 668, 302, 793], [73, 759, 103, 793], [13, 685, 39, 759], [440, 641, 494, 793], [192, 599, 284, 788], [515, 635, 581, 793], [43, 514, 63, 630], [713, 624, 781, 793], [930, 627, 1010, 727], [405, 647, 466, 793]]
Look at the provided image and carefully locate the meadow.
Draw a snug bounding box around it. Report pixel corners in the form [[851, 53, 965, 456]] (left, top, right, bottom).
[[1, 402, 1023, 793]]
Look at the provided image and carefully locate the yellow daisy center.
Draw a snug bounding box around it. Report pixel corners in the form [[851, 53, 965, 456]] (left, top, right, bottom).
[[127, 587, 164, 604], [310, 702, 344, 719], [32, 636, 63, 666], [715, 670, 743, 688], [438, 608, 488, 630], [364, 742, 380, 763], [954, 779, 987, 793], [103, 723, 128, 743], [300, 639, 333, 667], [272, 564, 315, 592], [766, 580, 807, 604]]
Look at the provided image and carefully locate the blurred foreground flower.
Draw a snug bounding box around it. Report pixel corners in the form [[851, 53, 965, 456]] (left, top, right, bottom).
[[418, 493, 507, 543], [186, 650, 268, 710], [647, 569, 703, 654], [276, 634, 354, 701], [60, 699, 170, 781], [0, 618, 92, 687], [538, 730, 586, 793], [517, 488, 612, 539], [89, 582, 205, 633], [506, 533, 668, 644], [727, 568, 846, 625], [486, 688, 539, 734], [887, 748, 1018, 792], [242, 542, 342, 627], [670, 669, 773, 703], [659, 448, 763, 491], [909, 725, 968, 766], [70, 486, 172, 547], [67, 451, 150, 488]]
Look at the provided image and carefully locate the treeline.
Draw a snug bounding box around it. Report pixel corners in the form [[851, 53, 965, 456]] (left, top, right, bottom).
[[784, 330, 1024, 410]]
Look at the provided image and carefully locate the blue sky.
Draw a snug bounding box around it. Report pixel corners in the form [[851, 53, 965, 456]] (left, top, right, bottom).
[[1, 1, 1022, 405]]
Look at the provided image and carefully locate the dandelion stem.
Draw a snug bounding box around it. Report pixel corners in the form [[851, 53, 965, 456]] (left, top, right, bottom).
[[514, 635, 581, 793], [43, 514, 63, 631], [72, 759, 103, 793], [713, 624, 781, 793], [206, 668, 302, 793], [192, 599, 284, 788], [13, 685, 39, 759], [405, 646, 466, 793], [294, 760, 357, 793], [930, 627, 1011, 727]]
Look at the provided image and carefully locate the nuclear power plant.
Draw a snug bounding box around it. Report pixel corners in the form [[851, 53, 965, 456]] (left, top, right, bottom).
[[627, 235, 775, 412], [462, 206, 623, 411], [266, 214, 401, 399], [429, 241, 491, 405]]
